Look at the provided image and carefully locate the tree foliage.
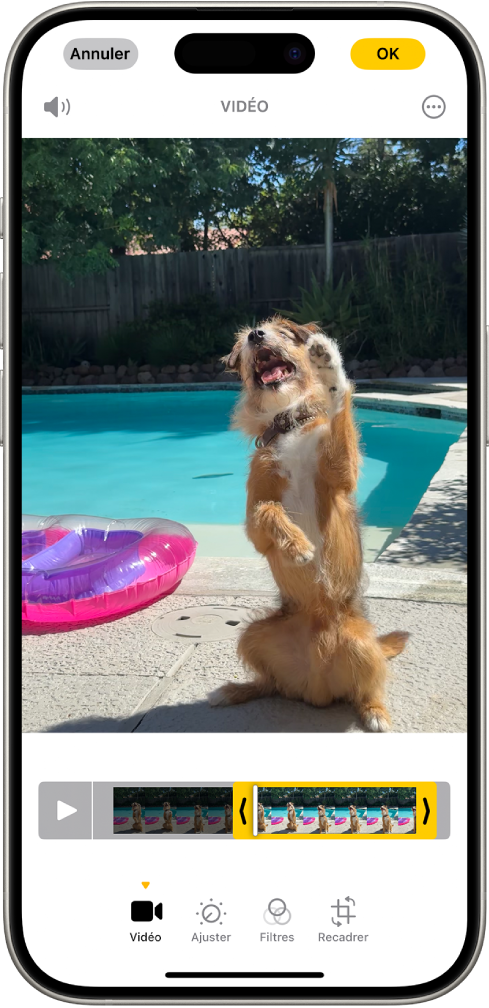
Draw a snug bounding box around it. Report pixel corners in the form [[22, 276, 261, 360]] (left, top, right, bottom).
[[22, 138, 467, 279], [22, 138, 255, 277]]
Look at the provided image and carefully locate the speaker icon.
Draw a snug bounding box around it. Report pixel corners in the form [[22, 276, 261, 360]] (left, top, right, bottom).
[[44, 97, 70, 117]]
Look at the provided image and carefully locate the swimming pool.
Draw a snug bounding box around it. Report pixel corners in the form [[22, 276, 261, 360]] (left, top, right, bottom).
[[22, 391, 463, 561]]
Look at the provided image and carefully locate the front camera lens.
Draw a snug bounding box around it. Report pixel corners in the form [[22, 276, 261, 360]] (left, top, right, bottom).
[[284, 43, 307, 66]]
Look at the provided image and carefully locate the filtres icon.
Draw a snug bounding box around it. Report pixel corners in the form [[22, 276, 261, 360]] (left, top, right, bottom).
[[44, 97, 71, 117]]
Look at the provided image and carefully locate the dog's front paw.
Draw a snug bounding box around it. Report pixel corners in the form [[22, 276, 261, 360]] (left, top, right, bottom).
[[307, 334, 349, 413], [282, 535, 315, 566], [208, 685, 233, 707], [360, 704, 391, 733]]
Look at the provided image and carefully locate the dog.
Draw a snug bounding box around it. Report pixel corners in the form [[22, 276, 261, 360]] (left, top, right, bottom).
[[381, 805, 393, 833], [131, 801, 143, 833], [162, 801, 174, 832], [349, 805, 361, 833], [318, 805, 329, 833], [287, 801, 298, 831], [224, 803, 233, 833], [208, 316, 408, 731], [194, 804, 205, 833], [257, 802, 267, 832], [412, 805, 416, 830]]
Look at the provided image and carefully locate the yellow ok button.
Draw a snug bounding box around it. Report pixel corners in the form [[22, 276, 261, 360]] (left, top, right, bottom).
[[351, 38, 425, 69]]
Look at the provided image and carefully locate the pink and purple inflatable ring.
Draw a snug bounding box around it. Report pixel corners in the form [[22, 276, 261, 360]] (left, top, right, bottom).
[[22, 514, 197, 625]]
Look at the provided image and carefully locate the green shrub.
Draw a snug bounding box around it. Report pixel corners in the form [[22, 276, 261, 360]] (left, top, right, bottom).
[[285, 273, 368, 355], [97, 295, 253, 366], [359, 242, 466, 363], [284, 245, 466, 363], [22, 322, 86, 371]]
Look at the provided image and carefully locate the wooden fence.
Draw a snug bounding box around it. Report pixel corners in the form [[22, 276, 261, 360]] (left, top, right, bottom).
[[22, 232, 462, 347]]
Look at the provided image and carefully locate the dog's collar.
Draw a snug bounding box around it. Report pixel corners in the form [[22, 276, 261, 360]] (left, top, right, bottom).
[[255, 402, 325, 449]]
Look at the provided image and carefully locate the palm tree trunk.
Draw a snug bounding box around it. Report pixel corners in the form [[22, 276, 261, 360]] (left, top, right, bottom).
[[324, 185, 333, 283]]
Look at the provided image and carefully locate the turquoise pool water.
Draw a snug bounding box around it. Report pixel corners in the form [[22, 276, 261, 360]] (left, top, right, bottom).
[[22, 391, 462, 544], [303, 806, 335, 816], [155, 806, 203, 819], [268, 806, 298, 816], [335, 806, 397, 817]]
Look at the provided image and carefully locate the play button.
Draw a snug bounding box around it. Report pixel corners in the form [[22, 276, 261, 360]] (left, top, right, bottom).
[[57, 800, 77, 821], [39, 782, 92, 839]]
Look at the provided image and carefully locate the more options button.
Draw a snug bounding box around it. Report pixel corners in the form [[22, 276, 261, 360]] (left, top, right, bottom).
[[351, 38, 425, 70]]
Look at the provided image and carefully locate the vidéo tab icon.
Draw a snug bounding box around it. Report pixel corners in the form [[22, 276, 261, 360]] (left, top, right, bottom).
[[131, 901, 163, 922]]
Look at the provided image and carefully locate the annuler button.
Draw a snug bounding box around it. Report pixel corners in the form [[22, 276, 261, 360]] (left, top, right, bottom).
[[64, 39, 138, 69], [351, 38, 425, 69]]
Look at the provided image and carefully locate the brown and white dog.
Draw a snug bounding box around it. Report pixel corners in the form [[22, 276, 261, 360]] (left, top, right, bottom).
[[287, 801, 298, 832], [224, 803, 233, 833], [412, 805, 416, 831], [349, 805, 361, 833], [257, 802, 267, 832], [381, 805, 393, 833], [208, 316, 408, 731], [194, 804, 205, 833], [318, 805, 329, 833], [132, 802, 143, 833], [162, 801, 174, 832]]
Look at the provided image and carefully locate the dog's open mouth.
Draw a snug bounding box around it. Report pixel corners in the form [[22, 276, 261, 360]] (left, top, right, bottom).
[[254, 346, 295, 385]]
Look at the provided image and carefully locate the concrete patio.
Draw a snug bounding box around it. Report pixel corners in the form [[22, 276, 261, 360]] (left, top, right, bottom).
[[22, 559, 467, 734]]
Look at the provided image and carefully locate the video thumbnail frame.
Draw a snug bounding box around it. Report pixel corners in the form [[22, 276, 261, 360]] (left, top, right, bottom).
[[113, 786, 233, 836], [253, 786, 416, 836]]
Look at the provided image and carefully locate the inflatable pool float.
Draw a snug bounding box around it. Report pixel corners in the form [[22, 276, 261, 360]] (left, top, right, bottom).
[[144, 817, 159, 825], [366, 817, 379, 825], [398, 817, 410, 826], [303, 817, 316, 825], [271, 817, 284, 825], [335, 818, 347, 825], [176, 817, 190, 825], [22, 514, 197, 624], [113, 817, 129, 825], [208, 816, 222, 825]]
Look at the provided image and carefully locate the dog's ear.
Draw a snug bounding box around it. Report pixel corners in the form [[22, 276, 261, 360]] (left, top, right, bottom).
[[282, 319, 322, 342], [222, 345, 241, 374]]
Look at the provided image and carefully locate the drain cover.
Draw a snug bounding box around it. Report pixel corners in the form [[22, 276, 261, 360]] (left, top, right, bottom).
[[151, 605, 249, 643]]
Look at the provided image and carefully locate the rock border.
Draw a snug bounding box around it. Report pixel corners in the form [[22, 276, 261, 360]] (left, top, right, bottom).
[[21, 352, 467, 389]]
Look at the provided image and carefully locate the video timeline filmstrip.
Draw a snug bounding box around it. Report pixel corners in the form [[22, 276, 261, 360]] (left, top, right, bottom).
[[38, 782, 444, 839], [115, 785, 417, 837]]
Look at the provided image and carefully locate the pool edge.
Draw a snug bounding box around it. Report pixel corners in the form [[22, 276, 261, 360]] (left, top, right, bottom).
[[21, 382, 467, 422]]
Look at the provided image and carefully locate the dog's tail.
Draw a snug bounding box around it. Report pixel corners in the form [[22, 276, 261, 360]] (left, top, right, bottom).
[[377, 630, 410, 658]]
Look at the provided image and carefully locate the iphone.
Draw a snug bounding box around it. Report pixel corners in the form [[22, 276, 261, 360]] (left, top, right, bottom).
[[4, 2, 485, 1003]]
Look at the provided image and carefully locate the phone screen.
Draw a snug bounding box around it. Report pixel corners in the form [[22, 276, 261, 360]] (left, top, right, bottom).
[[8, 4, 482, 1003]]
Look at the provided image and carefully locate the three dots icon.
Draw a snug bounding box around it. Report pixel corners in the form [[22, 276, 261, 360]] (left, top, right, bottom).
[[422, 95, 446, 119]]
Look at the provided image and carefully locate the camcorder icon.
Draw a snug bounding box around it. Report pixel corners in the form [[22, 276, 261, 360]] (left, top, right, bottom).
[[131, 901, 163, 922]]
